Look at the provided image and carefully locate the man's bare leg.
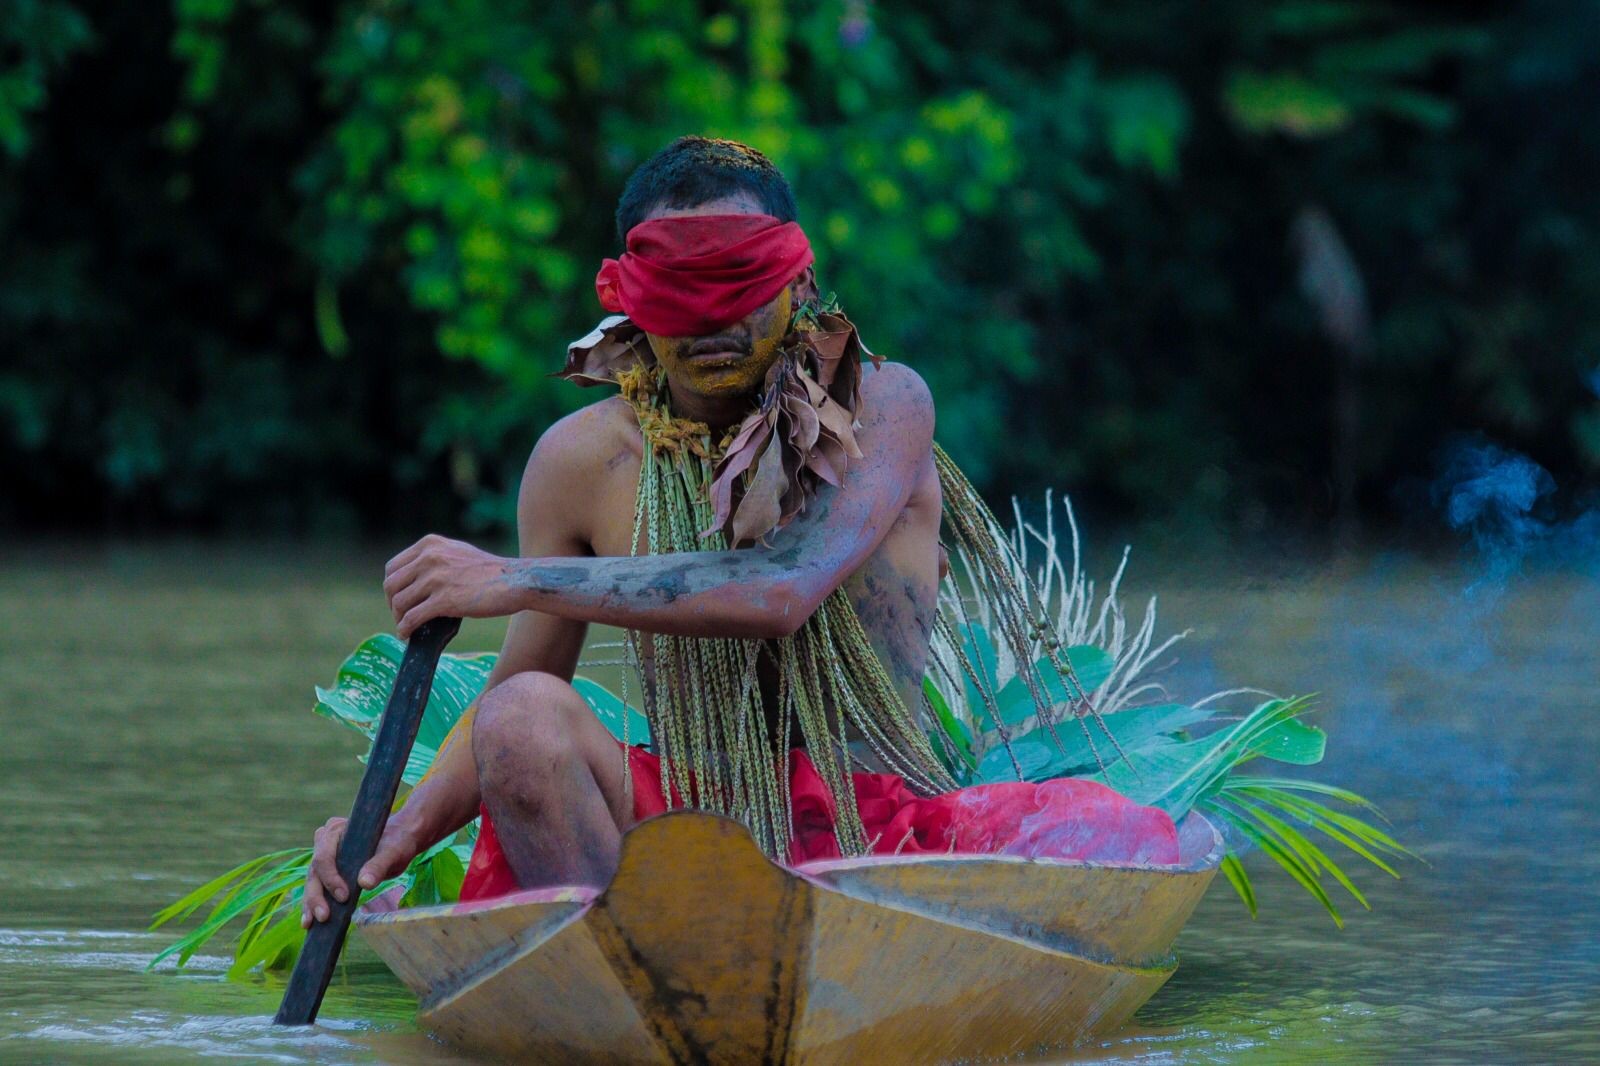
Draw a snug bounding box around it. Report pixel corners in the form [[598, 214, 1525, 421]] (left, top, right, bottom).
[[471, 671, 632, 888]]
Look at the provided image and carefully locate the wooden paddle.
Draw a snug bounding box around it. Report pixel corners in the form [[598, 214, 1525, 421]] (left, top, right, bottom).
[[274, 615, 461, 1026]]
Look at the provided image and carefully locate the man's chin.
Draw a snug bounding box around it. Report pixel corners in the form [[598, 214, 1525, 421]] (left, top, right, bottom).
[[686, 366, 765, 396], [663, 353, 774, 396]]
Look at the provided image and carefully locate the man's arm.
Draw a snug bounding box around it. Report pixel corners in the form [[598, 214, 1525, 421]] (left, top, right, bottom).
[[383, 362, 935, 641], [380, 410, 601, 843], [301, 412, 598, 923]]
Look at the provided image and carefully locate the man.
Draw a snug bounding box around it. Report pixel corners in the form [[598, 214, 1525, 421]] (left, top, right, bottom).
[[300, 137, 957, 925], [301, 137, 1177, 927]]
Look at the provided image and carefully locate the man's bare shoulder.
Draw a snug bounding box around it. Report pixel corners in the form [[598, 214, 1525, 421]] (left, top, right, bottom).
[[860, 359, 935, 433], [522, 394, 639, 481], [516, 395, 640, 548]]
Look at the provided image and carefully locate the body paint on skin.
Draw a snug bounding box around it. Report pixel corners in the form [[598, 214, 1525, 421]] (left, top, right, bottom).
[[647, 287, 792, 397]]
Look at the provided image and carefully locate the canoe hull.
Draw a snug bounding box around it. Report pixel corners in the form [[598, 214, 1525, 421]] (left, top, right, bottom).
[[357, 811, 1221, 1063]]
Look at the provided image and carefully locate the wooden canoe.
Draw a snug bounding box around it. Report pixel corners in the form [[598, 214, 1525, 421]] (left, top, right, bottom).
[[356, 810, 1222, 1063]]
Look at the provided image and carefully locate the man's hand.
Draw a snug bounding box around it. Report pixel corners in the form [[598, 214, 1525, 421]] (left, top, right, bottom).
[[300, 816, 420, 927], [384, 534, 519, 638]]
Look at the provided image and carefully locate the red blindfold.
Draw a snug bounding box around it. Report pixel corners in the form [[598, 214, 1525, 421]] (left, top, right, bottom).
[[596, 214, 814, 337]]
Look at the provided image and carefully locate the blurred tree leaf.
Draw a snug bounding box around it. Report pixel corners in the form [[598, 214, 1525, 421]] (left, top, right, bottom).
[[0, 0, 92, 157], [1226, 70, 1352, 136], [4, 0, 1595, 541]]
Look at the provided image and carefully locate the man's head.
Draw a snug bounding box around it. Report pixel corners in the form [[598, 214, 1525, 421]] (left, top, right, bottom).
[[611, 138, 817, 402], [615, 136, 797, 241]]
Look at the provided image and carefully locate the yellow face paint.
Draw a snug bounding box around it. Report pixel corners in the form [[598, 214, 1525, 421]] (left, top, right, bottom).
[[649, 287, 792, 398]]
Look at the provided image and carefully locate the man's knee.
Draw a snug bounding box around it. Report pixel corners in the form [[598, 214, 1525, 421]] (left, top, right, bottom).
[[473, 672, 585, 790]]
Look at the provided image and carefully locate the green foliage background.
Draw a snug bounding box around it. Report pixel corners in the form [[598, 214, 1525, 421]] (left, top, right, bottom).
[[3, 1, 1597, 535]]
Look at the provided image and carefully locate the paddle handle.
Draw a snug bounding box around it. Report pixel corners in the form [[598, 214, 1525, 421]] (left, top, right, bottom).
[[274, 615, 461, 1026]]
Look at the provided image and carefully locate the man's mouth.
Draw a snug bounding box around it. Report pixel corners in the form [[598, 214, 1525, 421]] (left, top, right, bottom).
[[685, 336, 751, 362]]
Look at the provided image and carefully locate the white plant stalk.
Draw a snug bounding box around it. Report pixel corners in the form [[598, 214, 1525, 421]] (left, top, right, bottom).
[[929, 491, 1223, 757]]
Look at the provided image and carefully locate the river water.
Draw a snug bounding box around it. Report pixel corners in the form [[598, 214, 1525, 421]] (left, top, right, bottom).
[[1, 542, 1595, 1064]]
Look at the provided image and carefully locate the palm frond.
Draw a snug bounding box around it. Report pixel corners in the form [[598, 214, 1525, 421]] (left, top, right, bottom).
[[149, 847, 301, 931], [1224, 808, 1346, 926], [1198, 776, 1410, 925], [149, 834, 471, 973], [1219, 853, 1258, 917]]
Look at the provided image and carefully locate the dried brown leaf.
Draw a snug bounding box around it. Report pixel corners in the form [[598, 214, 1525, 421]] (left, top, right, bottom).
[[559, 316, 652, 386], [731, 434, 788, 545]]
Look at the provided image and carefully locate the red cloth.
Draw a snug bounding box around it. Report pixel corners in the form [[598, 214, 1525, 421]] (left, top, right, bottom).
[[460, 743, 1179, 902], [595, 214, 814, 337]]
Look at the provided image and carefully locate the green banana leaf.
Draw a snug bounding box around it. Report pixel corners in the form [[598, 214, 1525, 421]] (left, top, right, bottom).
[[312, 634, 491, 784], [952, 620, 1116, 730], [956, 621, 1004, 726], [923, 679, 978, 784], [313, 634, 650, 788], [991, 645, 1117, 726], [571, 676, 653, 746], [976, 701, 1214, 783]]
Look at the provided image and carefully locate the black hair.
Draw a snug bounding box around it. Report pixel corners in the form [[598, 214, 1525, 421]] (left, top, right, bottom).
[[615, 136, 797, 242]]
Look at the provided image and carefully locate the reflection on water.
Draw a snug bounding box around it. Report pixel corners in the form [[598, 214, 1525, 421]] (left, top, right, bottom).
[[1, 543, 1595, 1063]]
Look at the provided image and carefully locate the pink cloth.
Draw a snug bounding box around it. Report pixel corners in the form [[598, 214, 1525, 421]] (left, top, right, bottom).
[[460, 744, 1179, 902]]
